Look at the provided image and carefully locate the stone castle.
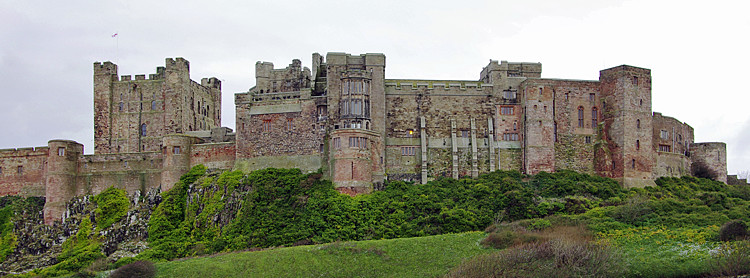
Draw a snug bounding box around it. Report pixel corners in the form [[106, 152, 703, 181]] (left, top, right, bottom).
[[0, 53, 728, 224]]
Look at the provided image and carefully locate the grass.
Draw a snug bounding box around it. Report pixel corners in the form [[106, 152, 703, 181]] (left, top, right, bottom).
[[597, 226, 721, 277], [155, 232, 492, 278]]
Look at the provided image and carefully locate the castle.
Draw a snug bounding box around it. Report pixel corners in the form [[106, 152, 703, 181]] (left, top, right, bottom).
[[0, 53, 728, 224]]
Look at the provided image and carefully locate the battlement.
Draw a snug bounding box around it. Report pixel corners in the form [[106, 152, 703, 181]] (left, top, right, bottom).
[[385, 79, 490, 91], [93, 61, 118, 76], [326, 52, 386, 66], [166, 57, 190, 71], [201, 77, 222, 90], [0, 146, 49, 158]]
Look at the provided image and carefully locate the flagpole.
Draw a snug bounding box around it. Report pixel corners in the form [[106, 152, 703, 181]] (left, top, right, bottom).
[[112, 32, 119, 64]]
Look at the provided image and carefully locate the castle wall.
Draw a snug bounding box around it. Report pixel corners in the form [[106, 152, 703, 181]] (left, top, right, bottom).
[[234, 90, 323, 173], [652, 112, 694, 156], [0, 147, 48, 197], [190, 142, 236, 170], [383, 81, 497, 181], [76, 152, 163, 197], [654, 152, 691, 178]]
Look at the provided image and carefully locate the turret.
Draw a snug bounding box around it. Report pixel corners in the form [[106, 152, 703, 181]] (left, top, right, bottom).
[[43, 140, 83, 225], [325, 53, 386, 194]]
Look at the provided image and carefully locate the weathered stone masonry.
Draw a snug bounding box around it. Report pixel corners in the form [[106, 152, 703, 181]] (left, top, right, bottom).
[[0, 53, 729, 223]]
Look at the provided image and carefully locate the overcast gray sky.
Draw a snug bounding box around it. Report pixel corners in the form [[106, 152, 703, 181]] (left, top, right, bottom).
[[1, 0, 748, 174]]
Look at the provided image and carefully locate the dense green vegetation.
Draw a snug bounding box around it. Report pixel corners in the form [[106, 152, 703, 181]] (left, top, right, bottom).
[[92, 186, 130, 230], [134, 168, 627, 262], [3, 166, 749, 277]]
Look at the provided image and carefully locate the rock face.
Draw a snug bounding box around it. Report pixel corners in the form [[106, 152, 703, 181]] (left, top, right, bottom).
[[0, 189, 161, 275]]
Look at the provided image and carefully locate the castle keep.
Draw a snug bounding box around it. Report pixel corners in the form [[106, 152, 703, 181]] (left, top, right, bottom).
[[0, 53, 728, 224]]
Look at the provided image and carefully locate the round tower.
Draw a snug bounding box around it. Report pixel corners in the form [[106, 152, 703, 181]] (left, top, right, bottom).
[[690, 142, 727, 183], [44, 140, 83, 225]]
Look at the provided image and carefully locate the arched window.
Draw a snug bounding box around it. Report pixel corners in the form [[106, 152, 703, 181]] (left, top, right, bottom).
[[636, 119, 641, 129], [140, 124, 147, 136], [151, 101, 156, 110], [577, 106, 584, 128], [591, 107, 598, 127]]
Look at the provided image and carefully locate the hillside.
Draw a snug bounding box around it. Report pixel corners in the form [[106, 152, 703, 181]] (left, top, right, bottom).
[[1, 167, 749, 277]]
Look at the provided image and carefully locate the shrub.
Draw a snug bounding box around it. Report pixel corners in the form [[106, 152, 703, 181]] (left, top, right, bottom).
[[719, 220, 748, 241], [480, 230, 541, 249], [110, 260, 156, 278], [709, 240, 750, 277], [447, 240, 623, 278]]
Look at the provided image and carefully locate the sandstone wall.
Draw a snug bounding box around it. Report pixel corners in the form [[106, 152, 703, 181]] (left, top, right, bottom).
[[0, 146, 48, 197]]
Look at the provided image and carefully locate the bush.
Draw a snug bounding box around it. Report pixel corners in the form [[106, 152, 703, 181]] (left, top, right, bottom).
[[110, 260, 156, 278], [709, 240, 750, 277], [719, 220, 748, 241], [480, 230, 541, 249], [447, 240, 623, 278]]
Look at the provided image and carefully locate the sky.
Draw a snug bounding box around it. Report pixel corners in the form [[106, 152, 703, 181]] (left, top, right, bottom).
[[0, 0, 748, 174]]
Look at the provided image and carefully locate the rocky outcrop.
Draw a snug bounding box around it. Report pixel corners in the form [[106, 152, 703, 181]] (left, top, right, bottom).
[[0, 189, 161, 275]]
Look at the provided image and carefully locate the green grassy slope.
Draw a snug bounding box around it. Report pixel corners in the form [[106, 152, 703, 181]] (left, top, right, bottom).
[[155, 232, 491, 278]]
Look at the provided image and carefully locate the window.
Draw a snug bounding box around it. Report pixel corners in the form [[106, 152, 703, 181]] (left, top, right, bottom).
[[637, 119, 641, 129], [592, 107, 598, 127], [461, 130, 469, 138], [0, 167, 2, 175], [659, 145, 671, 152], [660, 130, 669, 140], [632, 159, 636, 169], [636, 140, 640, 150], [513, 122, 517, 130], [263, 120, 272, 132], [585, 136, 592, 144], [151, 100, 157, 110], [406, 129, 414, 138], [18, 166, 23, 174], [500, 106, 514, 115], [349, 137, 368, 149], [640, 99, 643, 106], [565, 92, 569, 100], [578, 106, 584, 128], [173, 146, 181, 154], [589, 93, 595, 102], [140, 124, 147, 136], [401, 146, 416, 156], [503, 90, 515, 99], [286, 118, 293, 131], [678, 134, 682, 142], [539, 88, 543, 96], [118, 102, 123, 111], [633, 76, 639, 85], [503, 133, 519, 141], [58, 147, 65, 156], [543, 106, 547, 113]]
